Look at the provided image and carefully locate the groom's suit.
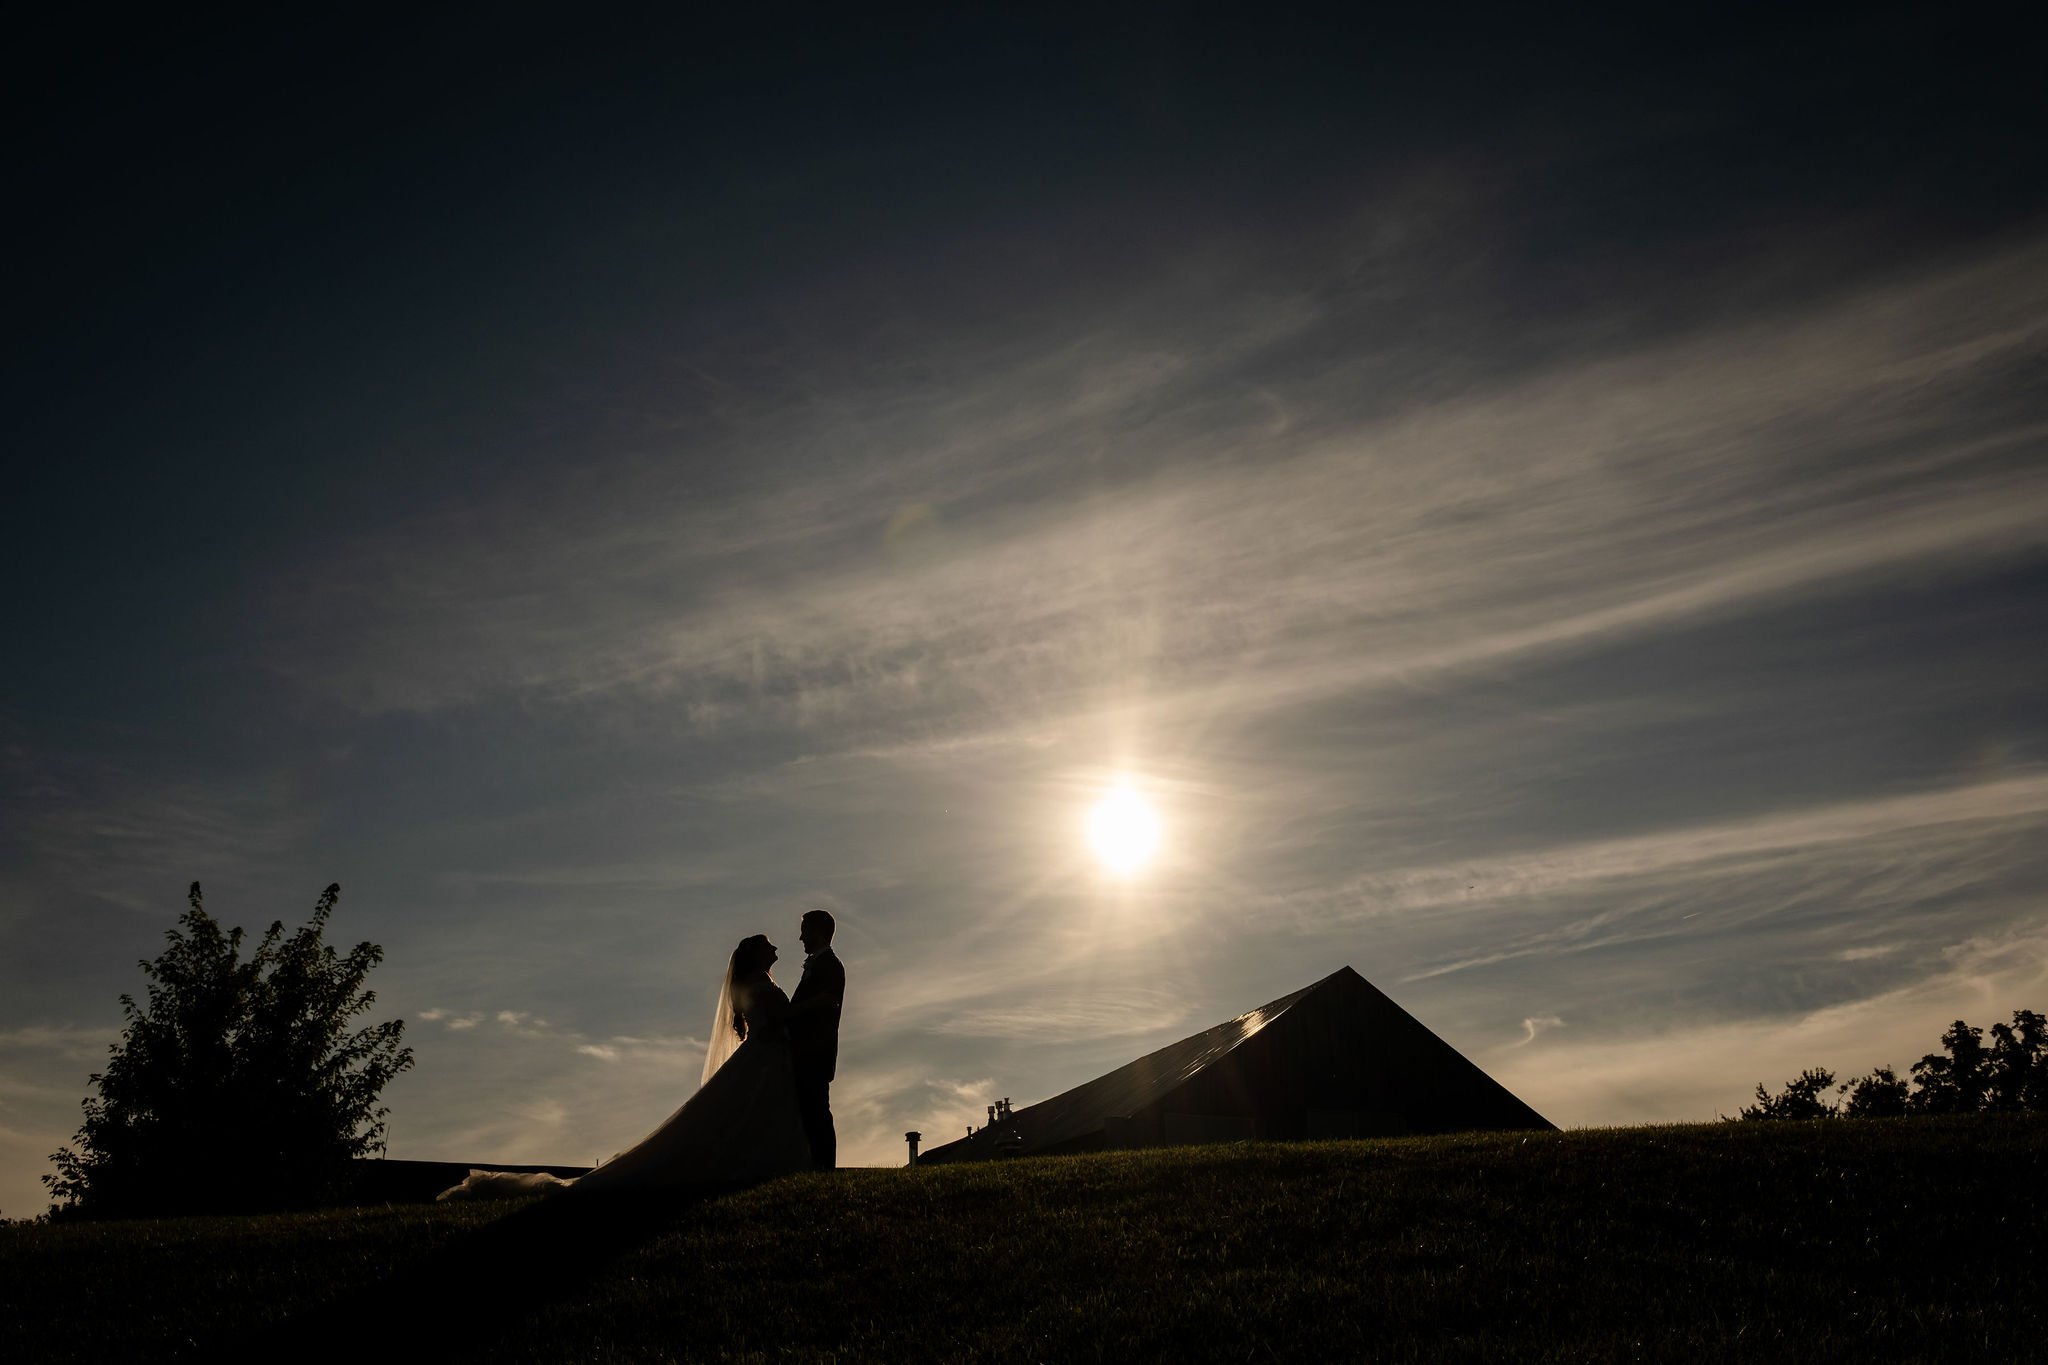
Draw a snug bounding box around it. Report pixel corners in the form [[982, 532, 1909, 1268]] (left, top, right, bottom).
[[789, 947, 844, 1170]]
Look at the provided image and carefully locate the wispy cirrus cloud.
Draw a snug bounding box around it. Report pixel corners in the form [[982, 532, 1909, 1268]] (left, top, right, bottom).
[[1321, 773, 2048, 933], [935, 990, 1197, 1043], [262, 239, 2047, 745], [0, 1025, 113, 1062], [1320, 774, 2048, 1055], [1491, 926, 2048, 1125], [414, 1004, 698, 1059], [575, 1034, 706, 1065], [0, 760, 318, 920]]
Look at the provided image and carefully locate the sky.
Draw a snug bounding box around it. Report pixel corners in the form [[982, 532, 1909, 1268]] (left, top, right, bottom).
[[3, 8, 2044, 1216]]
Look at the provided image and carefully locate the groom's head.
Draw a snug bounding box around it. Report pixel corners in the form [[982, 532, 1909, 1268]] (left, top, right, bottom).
[[799, 909, 835, 954]]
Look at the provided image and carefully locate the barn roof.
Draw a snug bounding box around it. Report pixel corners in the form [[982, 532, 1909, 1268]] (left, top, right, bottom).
[[919, 966, 1550, 1163], [957, 976, 1322, 1157]]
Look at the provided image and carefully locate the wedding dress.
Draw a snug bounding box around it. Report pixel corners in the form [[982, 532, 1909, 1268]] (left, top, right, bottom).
[[436, 969, 812, 1201]]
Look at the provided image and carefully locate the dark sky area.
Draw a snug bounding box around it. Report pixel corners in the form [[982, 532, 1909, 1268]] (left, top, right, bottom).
[[3, 6, 2043, 1211]]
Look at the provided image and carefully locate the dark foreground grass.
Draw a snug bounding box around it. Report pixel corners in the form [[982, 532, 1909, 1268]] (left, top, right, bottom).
[[3, 1116, 2043, 1362]]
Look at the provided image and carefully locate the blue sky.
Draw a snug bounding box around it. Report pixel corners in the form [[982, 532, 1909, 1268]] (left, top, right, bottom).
[[3, 9, 2044, 1215]]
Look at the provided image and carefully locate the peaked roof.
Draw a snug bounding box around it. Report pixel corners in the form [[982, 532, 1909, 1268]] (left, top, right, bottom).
[[921, 966, 1551, 1162], [957, 976, 1321, 1156]]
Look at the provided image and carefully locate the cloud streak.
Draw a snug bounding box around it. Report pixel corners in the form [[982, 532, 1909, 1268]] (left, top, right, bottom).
[[1330, 773, 2048, 931], [265, 240, 2048, 748], [1492, 926, 2048, 1125]]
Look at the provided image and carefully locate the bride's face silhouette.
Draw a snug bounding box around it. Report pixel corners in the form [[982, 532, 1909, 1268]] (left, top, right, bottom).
[[733, 934, 778, 978]]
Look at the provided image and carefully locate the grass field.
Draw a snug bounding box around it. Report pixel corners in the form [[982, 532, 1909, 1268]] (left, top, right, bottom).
[[3, 1116, 2043, 1362]]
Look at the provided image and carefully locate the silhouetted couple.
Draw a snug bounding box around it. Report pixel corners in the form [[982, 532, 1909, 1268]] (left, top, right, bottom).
[[439, 910, 845, 1200]]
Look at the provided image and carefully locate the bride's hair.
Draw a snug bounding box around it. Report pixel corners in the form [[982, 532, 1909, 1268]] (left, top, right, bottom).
[[726, 935, 775, 1039]]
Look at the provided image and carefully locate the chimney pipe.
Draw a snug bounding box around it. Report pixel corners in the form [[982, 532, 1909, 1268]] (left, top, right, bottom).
[[904, 1131, 922, 1167]]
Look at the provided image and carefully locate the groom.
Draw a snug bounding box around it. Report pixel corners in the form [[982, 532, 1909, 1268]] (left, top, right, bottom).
[[789, 909, 845, 1170]]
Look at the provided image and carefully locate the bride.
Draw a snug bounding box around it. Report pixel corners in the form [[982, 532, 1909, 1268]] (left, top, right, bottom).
[[437, 934, 812, 1200]]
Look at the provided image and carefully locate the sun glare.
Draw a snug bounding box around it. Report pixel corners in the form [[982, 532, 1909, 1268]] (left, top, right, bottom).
[[1087, 784, 1161, 875]]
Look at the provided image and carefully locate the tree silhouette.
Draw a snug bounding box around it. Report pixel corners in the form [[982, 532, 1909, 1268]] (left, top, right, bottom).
[[1838, 1066, 1909, 1117], [1738, 1067, 1837, 1121], [1908, 1020, 1991, 1115], [44, 882, 413, 1219], [1742, 1008, 2048, 1120], [1985, 1009, 2047, 1111]]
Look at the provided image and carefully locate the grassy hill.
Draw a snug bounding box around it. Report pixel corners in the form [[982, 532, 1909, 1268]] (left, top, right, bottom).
[[3, 1116, 2043, 1362]]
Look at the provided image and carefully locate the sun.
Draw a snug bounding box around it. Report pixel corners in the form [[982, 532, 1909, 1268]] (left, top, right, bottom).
[[1087, 784, 1161, 875]]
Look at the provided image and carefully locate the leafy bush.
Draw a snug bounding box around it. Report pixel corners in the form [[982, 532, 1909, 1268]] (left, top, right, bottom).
[[44, 882, 413, 1219]]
